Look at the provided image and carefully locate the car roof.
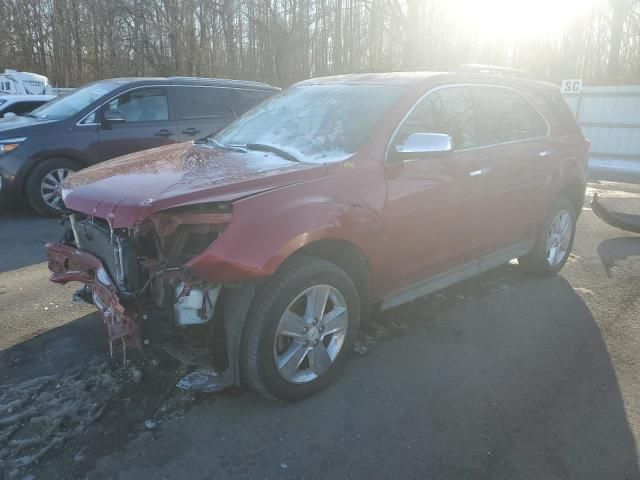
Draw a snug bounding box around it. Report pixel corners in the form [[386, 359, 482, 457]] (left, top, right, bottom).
[[296, 71, 559, 91], [0, 94, 56, 102], [99, 77, 280, 91]]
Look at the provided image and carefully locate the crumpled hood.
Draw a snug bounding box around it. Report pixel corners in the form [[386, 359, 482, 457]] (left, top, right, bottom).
[[62, 142, 327, 228]]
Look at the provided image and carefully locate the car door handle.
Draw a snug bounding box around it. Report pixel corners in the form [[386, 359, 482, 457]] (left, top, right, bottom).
[[181, 128, 201, 136], [469, 167, 491, 177], [154, 129, 174, 138], [538, 149, 553, 157]]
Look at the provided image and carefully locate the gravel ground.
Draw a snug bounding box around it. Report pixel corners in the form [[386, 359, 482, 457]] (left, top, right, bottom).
[[0, 176, 639, 480]]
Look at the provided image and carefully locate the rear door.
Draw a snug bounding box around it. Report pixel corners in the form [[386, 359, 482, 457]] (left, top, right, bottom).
[[175, 86, 237, 141], [469, 85, 551, 255], [96, 86, 177, 161]]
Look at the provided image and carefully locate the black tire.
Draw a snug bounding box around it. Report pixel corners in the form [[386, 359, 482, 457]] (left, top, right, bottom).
[[25, 157, 80, 217], [518, 197, 577, 276], [242, 255, 360, 401]]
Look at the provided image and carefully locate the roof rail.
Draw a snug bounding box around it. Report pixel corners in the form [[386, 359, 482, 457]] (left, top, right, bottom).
[[454, 64, 531, 78]]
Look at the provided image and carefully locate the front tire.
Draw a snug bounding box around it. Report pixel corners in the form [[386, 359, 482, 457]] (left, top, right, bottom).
[[242, 255, 360, 401], [518, 197, 576, 275], [26, 157, 79, 217]]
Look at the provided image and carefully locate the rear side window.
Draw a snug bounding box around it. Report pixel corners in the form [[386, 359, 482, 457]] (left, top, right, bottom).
[[394, 86, 478, 149], [473, 86, 548, 146], [107, 87, 169, 122], [231, 89, 274, 116], [526, 87, 580, 136], [177, 87, 235, 119]]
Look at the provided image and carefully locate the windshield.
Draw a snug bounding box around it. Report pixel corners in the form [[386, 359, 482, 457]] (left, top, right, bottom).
[[213, 84, 407, 163], [28, 81, 120, 120]]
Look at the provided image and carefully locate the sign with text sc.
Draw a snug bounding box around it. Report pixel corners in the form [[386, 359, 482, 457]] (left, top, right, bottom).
[[561, 79, 583, 93]]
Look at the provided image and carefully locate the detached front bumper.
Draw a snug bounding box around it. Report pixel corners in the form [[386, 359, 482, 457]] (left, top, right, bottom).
[[46, 242, 141, 355]]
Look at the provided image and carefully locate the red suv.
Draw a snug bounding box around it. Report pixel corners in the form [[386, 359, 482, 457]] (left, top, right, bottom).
[[47, 71, 589, 400]]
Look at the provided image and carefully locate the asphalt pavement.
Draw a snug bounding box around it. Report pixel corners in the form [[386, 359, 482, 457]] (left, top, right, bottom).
[[0, 174, 639, 479]]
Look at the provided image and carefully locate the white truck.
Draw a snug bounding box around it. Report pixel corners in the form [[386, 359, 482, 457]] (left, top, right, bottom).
[[0, 69, 53, 95]]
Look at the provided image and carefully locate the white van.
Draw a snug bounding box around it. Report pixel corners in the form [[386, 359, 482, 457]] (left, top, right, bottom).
[[0, 70, 53, 95]]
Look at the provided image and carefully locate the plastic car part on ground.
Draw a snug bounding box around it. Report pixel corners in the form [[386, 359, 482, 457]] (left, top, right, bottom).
[[176, 367, 232, 393], [591, 193, 640, 234]]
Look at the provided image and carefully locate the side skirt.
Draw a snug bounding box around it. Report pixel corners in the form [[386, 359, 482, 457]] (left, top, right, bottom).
[[380, 242, 533, 311]]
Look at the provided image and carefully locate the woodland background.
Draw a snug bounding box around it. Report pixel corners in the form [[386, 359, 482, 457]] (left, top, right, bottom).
[[1, 0, 639, 87]]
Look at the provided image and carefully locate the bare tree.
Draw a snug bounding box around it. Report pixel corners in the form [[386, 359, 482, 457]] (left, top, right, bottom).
[[0, 0, 638, 87]]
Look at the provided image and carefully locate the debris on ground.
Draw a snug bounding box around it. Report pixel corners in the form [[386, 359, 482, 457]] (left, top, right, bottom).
[[0, 359, 125, 480], [144, 419, 157, 429], [176, 367, 231, 393], [352, 314, 412, 357], [351, 266, 523, 357], [130, 367, 143, 384]]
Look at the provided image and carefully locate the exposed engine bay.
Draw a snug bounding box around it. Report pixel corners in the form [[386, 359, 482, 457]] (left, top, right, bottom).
[[46, 204, 249, 387]]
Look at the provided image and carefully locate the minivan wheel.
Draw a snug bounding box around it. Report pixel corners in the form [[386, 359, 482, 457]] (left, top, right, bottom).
[[26, 158, 79, 217], [518, 197, 576, 276], [242, 255, 360, 401]]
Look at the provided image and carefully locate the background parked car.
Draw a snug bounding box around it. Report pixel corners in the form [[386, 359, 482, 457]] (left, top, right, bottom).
[[0, 94, 55, 118], [0, 77, 279, 216]]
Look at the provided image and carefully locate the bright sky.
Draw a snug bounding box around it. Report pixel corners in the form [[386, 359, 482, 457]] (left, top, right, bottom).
[[449, 0, 598, 39]]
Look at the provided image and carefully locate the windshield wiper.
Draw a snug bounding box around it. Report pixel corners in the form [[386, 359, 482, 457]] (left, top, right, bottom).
[[197, 138, 247, 153], [246, 143, 300, 163]]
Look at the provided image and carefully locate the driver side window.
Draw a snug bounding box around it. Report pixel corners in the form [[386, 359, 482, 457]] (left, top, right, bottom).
[[394, 86, 477, 150]]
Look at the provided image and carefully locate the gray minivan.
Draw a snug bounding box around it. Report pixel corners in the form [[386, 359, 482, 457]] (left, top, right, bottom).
[[0, 77, 279, 216]]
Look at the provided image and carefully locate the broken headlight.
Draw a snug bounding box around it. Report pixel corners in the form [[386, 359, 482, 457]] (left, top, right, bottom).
[[148, 203, 232, 265]]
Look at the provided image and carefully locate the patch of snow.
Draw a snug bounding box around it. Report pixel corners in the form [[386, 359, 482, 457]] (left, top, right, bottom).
[[589, 158, 640, 174]]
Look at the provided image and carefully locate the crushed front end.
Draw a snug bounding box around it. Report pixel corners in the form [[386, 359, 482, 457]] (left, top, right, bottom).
[[46, 205, 231, 362]]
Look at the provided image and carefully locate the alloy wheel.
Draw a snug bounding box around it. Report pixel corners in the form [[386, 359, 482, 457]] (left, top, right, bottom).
[[40, 168, 73, 210], [273, 284, 348, 384], [546, 209, 572, 267]]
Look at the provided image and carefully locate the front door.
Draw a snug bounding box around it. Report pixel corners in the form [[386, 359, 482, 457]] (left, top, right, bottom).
[[380, 86, 489, 294], [96, 87, 177, 161]]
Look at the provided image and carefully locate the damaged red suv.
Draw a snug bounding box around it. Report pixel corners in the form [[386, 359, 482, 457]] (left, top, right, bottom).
[[47, 71, 589, 400]]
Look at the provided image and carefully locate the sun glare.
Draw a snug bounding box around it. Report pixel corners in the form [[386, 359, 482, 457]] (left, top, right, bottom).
[[450, 0, 596, 39]]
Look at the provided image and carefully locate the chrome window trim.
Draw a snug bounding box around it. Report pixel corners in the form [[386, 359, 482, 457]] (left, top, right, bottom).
[[384, 83, 552, 163], [76, 84, 273, 127]]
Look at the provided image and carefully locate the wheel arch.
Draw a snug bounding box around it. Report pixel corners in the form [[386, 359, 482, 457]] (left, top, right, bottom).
[[558, 179, 586, 216], [218, 238, 372, 388], [293, 238, 372, 322]]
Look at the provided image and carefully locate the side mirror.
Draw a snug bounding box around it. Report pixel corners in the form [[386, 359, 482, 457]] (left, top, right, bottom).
[[3, 112, 16, 119], [389, 133, 453, 162], [102, 109, 126, 127]]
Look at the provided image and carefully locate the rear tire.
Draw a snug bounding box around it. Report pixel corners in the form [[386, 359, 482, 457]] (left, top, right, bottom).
[[26, 157, 79, 217], [518, 197, 576, 276], [242, 255, 360, 401]]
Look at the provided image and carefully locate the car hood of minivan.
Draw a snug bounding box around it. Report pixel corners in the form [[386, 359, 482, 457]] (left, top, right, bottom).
[[62, 142, 327, 228], [0, 115, 56, 137]]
